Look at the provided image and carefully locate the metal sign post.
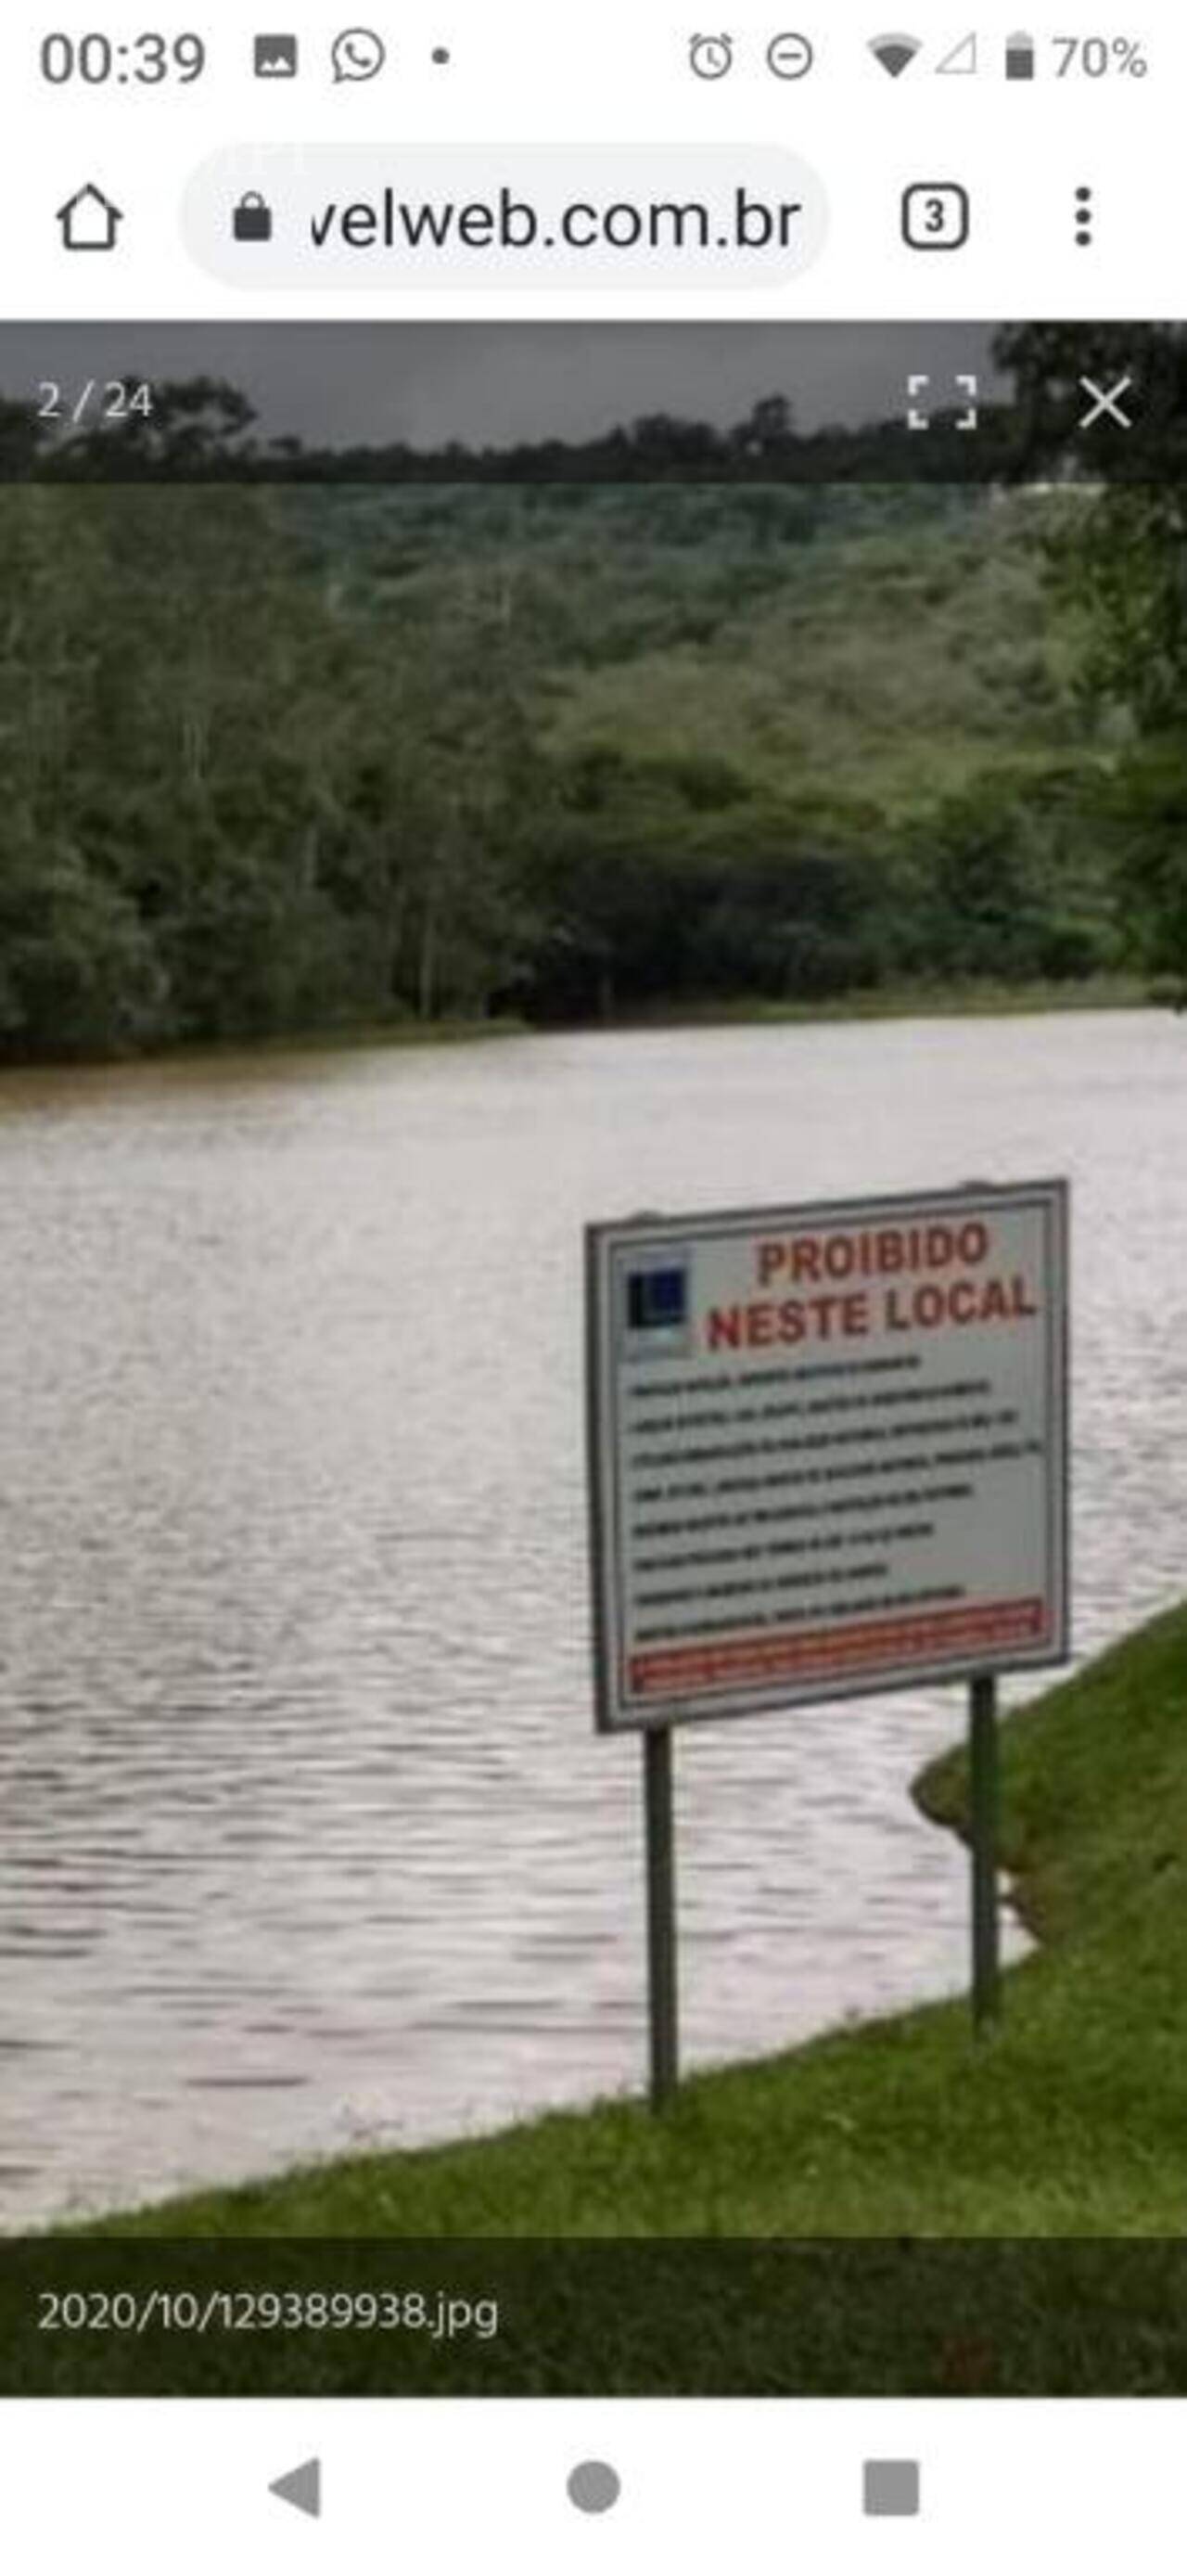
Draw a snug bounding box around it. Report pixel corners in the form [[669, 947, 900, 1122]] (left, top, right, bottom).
[[585, 1180, 1069, 2109], [643, 1724, 679, 2109], [969, 1671, 1001, 2032]]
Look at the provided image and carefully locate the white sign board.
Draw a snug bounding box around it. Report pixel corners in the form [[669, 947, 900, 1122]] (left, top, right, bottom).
[[585, 1181, 1069, 1730]]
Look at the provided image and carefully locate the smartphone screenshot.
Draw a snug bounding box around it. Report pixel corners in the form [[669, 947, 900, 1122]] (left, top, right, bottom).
[[1, 2, 1183, 2562]]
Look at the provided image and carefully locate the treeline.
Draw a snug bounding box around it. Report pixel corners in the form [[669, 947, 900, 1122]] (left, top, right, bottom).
[[10, 385, 1027, 488], [0, 468, 1175, 1060], [6, 321, 1185, 487]]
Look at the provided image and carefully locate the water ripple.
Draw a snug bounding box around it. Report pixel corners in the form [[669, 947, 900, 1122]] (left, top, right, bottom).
[[0, 1014, 1182, 2224]]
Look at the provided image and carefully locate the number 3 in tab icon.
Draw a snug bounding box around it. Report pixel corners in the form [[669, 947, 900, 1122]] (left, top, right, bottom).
[[901, 183, 971, 250]]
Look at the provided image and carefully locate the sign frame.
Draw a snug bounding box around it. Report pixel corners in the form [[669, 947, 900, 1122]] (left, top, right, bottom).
[[585, 1178, 1070, 1737]]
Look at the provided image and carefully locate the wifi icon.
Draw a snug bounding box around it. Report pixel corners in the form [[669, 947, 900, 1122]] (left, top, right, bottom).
[[869, 30, 923, 76]]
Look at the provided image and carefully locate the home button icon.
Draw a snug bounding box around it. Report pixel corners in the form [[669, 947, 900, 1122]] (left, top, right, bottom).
[[57, 183, 124, 251]]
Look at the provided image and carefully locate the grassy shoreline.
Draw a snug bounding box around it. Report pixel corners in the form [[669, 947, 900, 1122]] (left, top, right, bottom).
[[0, 975, 1158, 1083], [88, 1596, 1187, 2243], [616, 974, 1153, 1032], [9, 1598, 1186, 2397]]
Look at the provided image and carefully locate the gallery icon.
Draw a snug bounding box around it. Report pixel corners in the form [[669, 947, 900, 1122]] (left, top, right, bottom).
[[901, 181, 971, 250], [253, 32, 299, 77]]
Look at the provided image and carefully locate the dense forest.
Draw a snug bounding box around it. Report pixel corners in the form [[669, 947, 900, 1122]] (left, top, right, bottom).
[[0, 342, 1184, 1057]]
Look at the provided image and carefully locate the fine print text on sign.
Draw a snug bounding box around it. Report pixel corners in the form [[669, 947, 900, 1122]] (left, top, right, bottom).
[[585, 1182, 1069, 1730]]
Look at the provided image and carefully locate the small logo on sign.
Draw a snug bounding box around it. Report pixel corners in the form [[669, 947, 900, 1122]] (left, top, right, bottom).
[[619, 1256, 693, 1360]]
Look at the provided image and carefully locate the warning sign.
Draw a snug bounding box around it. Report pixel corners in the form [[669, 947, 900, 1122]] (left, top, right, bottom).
[[585, 1181, 1069, 1730]]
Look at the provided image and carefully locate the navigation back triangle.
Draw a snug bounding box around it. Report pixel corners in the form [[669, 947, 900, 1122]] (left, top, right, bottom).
[[270, 2459, 322, 2519]]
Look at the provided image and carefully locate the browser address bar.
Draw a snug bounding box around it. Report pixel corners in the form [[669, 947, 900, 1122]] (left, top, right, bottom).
[[184, 146, 828, 288]]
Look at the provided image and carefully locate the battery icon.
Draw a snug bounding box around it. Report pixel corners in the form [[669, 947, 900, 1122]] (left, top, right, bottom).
[[1006, 29, 1036, 78]]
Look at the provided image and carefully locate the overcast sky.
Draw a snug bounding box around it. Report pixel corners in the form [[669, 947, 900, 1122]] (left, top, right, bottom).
[[3, 323, 1005, 448]]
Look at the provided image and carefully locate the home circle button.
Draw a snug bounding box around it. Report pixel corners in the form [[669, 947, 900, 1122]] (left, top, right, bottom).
[[568, 2460, 621, 2515]]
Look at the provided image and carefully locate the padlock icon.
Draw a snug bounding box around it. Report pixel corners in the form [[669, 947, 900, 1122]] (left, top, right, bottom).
[[232, 191, 273, 244]]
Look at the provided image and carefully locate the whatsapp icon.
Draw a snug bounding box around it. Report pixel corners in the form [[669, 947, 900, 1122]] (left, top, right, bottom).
[[331, 26, 387, 82]]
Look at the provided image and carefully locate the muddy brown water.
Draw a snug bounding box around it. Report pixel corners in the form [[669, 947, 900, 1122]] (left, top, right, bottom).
[[0, 1010, 1181, 2224]]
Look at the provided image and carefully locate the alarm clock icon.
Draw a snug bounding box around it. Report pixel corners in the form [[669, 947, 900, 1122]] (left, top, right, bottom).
[[689, 32, 734, 77]]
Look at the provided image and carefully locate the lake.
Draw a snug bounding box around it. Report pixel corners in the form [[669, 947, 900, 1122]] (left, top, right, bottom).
[[0, 1009, 1181, 2226]]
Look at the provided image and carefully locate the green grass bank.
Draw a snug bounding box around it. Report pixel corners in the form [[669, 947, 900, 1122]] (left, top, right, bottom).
[[102, 1595, 1187, 2243], [11, 1596, 1187, 2397], [622, 973, 1153, 1031]]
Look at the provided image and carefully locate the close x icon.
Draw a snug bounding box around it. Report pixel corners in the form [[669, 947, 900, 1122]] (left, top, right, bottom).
[[1078, 374, 1136, 429]]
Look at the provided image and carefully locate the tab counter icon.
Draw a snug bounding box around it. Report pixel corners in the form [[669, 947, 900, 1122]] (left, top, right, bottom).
[[902, 183, 971, 250]]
